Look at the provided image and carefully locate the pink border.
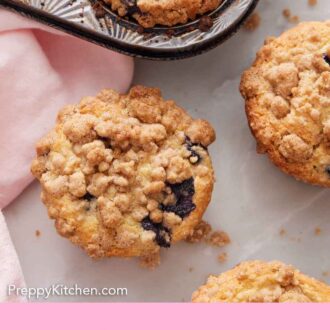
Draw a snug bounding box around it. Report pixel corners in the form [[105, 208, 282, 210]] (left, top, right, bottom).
[[1, 303, 329, 329]]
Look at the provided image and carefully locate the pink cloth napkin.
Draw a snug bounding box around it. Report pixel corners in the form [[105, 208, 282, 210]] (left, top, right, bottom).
[[0, 10, 134, 302], [0, 211, 26, 302]]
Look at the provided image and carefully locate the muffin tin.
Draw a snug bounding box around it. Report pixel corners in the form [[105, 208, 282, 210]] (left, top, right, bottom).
[[0, 0, 259, 60]]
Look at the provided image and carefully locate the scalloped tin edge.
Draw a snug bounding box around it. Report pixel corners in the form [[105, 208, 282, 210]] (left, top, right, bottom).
[[0, 0, 260, 60]]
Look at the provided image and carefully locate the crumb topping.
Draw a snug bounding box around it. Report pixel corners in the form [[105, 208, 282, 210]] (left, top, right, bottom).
[[240, 21, 330, 186], [31, 86, 215, 259], [192, 260, 330, 302]]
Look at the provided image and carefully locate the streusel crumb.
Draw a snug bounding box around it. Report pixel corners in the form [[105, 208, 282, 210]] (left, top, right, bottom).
[[217, 252, 227, 263], [186, 220, 231, 249], [207, 230, 231, 247], [139, 253, 161, 269], [308, 0, 317, 6], [192, 260, 330, 302], [185, 220, 212, 243], [244, 12, 261, 31]]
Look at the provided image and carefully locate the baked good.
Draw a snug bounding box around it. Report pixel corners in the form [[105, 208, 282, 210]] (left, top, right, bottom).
[[103, 0, 222, 28], [240, 21, 330, 187], [31, 86, 215, 260], [192, 260, 330, 302]]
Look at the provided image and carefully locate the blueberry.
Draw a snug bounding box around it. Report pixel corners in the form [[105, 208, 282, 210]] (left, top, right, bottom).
[[121, 0, 140, 15], [323, 54, 330, 66], [98, 136, 111, 148], [161, 177, 196, 218], [185, 136, 205, 164], [325, 165, 330, 177], [141, 217, 171, 248], [82, 192, 96, 201]]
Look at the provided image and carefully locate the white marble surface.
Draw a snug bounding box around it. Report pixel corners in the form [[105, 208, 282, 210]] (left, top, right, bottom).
[[4, 0, 330, 302]]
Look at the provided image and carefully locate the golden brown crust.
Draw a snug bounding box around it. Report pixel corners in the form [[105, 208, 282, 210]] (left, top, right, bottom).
[[31, 86, 215, 261], [104, 0, 222, 28], [192, 260, 330, 302], [240, 21, 330, 187]]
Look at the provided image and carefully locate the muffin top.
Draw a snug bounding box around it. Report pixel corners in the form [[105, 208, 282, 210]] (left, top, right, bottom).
[[104, 0, 222, 28], [240, 21, 330, 187], [31, 86, 215, 260], [192, 260, 330, 302]]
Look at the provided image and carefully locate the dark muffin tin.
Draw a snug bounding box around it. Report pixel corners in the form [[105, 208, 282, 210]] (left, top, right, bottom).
[[0, 0, 259, 60]]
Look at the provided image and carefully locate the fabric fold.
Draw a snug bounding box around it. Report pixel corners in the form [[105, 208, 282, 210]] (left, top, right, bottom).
[[0, 10, 134, 302]]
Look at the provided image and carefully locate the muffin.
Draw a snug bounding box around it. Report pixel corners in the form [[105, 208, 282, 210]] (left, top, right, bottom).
[[192, 260, 330, 302], [240, 21, 330, 187], [31, 86, 215, 261], [103, 0, 222, 28]]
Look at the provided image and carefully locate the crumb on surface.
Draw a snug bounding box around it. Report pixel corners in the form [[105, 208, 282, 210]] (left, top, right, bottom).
[[282, 8, 300, 24], [139, 253, 160, 269], [244, 12, 261, 31], [189, 267, 194, 272], [35, 230, 41, 237], [185, 220, 212, 243], [186, 220, 231, 248], [290, 15, 299, 24], [282, 8, 291, 18], [217, 252, 228, 263], [308, 0, 317, 6], [207, 231, 231, 247], [315, 227, 322, 236], [279, 228, 286, 236], [322, 271, 329, 277]]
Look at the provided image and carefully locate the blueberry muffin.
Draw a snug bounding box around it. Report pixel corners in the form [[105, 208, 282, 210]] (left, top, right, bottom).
[[240, 21, 330, 187], [103, 0, 222, 28], [31, 86, 215, 260], [192, 260, 330, 302]]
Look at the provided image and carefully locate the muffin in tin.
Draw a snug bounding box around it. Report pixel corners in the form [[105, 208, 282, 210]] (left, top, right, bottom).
[[103, 0, 223, 28], [31, 86, 215, 260]]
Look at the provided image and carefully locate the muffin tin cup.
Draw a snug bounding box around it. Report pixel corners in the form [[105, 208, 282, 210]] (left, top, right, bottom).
[[0, 0, 259, 59]]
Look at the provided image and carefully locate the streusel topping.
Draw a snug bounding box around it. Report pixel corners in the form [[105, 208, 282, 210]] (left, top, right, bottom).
[[241, 21, 330, 186], [31, 86, 215, 259], [192, 260, 330, 302]]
